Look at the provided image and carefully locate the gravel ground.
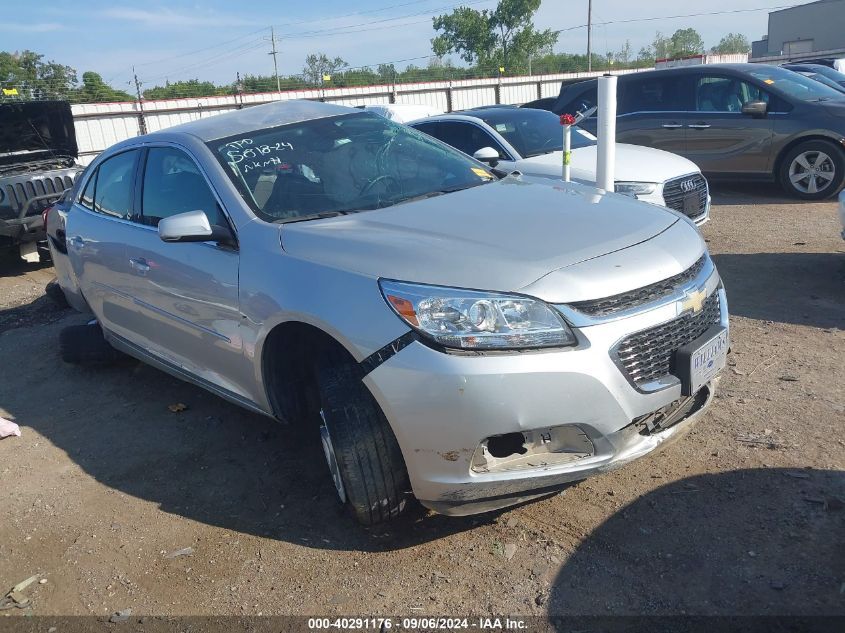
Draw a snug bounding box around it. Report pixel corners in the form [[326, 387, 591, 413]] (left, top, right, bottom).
[[0, 183, 842, 618]]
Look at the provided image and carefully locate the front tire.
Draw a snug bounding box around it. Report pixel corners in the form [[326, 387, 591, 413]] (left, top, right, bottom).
[[778, 140, 845, 200], [316, 356, 410, 525]]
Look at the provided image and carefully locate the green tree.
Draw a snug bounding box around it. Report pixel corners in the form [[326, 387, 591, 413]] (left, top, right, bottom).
[[302, 53, 347, 85], [74, 72, 133, 103], [711, 33, 751, 54], [668, 28, 705, 57], [650, 32, 671, 59], [615, 40, 633, 65], [431, 0, 558, 74], [0, 50, 76, 100], [143, 79, 223, 100]]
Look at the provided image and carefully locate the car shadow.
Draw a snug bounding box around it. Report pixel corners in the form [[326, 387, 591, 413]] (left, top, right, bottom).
[[547, 468, 845, 616], [0, 293, 70, 334], [0, 314, 501, 552], [712, 252, 845, 329], [0, 254, 52, 279], [708, 181, 829, 205]]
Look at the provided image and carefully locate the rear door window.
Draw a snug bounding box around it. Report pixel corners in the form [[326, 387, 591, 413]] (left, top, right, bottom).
[[620, 77, 683, 113]]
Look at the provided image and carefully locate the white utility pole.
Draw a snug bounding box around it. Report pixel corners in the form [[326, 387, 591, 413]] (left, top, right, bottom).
[[596, 74, 617, 192], [587, 0, 593, 72]]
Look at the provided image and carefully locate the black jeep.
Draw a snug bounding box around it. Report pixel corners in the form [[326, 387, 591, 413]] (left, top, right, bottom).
[[0, 100, 83, 263]]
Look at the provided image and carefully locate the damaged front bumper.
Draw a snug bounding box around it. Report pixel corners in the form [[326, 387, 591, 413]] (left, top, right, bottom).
[[363, 287, 728, 517], [417, 382, 714, 516]]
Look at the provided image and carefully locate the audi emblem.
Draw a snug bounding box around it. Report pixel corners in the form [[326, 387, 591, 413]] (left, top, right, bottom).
[[680, 179, 697, 193]]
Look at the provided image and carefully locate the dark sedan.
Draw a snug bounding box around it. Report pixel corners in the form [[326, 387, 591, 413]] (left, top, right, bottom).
[[528, 64, 845, 199]]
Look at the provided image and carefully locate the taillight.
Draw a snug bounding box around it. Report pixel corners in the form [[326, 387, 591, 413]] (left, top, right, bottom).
[[42, 206, 53, 230]]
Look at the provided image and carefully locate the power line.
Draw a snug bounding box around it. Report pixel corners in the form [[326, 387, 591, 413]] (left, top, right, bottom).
[[554, 4, 801, 34], [135, 27, 270, 67], [274, 0, 494, 38]]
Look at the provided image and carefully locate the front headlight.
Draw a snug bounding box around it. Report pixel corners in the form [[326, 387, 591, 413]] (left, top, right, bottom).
[[379, 280, 576, 350], [614, 182, 658, 197]]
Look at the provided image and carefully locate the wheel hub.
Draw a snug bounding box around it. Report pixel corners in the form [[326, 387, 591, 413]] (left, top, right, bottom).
[[789, 150, 835, 195]]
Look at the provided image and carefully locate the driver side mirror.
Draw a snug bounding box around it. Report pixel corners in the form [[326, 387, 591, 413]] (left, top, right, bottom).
[[741, 100, 768, 118], [158, 210, 234, 246], [473, 146, 501, 167]]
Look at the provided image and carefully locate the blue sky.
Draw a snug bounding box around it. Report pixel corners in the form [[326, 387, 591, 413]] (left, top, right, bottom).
[[0, 0, 790, 88]]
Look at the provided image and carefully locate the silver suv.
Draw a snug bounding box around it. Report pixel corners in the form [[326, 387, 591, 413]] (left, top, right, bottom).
[[50, 101, 729, 524]]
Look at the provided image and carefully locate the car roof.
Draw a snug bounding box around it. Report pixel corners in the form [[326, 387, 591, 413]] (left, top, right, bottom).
[[148, 99, 355, 142], [564, 64, 781, 86], [409, 113, 484, 124]]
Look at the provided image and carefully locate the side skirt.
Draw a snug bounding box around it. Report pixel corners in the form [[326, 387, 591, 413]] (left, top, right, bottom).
[[105, 330, 272, 419]]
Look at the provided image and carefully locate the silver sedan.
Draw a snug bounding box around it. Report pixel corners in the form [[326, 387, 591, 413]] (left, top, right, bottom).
[[49, 100, 729, 524]]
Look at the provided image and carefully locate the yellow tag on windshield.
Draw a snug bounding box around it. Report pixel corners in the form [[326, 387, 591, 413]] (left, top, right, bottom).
[[471, 167, 493, 179], [764, 79, 775, 84]]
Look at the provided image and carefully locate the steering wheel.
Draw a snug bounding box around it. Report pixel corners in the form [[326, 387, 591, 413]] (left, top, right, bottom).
[[360, 174, 401, 197]]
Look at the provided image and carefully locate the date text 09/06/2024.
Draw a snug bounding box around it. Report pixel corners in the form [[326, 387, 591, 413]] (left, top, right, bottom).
[[307, 617, 529, 630]]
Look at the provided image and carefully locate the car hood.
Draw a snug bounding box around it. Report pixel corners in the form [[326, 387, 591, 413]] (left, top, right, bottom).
[[0, 101, 78, 167], [281, 176, 680, 296], [516, 144, 701, 184]]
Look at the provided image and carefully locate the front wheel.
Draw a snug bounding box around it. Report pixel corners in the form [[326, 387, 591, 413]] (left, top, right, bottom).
[[778, 140, 845, 200], [316, 356, 410, 525]]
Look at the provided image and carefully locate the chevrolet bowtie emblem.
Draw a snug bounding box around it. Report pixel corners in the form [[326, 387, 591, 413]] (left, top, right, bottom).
[[679, 288, 707, 314]]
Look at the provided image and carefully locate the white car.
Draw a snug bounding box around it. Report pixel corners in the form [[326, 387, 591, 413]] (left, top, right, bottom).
[[360, 103, 443, 123], [410, 106, 711, 225]]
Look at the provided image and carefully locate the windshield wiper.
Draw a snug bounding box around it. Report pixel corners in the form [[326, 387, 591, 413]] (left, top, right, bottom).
[[392, 181, 491, 206], [278, 211, 349, 224]]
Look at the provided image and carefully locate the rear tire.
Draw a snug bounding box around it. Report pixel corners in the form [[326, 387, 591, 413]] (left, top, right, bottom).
[[316, 355, 410, 525], [778, 140, 845, 200], [59, 323, 121, 365]]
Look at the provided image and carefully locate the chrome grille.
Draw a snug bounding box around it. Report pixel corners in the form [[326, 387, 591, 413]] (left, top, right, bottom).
[[663, 173, 708, 221], [571, 255, 707, 317], [613, 291, 721, 387]]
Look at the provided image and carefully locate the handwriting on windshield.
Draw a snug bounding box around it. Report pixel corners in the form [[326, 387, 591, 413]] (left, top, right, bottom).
[[241, 156, 287, 173], [224, 137, 294, 167]]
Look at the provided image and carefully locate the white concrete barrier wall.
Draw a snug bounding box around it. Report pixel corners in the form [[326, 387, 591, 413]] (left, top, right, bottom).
[[72, 68, 652, 164]]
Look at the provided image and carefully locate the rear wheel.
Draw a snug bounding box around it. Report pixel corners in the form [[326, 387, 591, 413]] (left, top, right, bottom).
[[59, 323, 121, 365], [316, 355, 410, 525], [778, 140, 845, 200]]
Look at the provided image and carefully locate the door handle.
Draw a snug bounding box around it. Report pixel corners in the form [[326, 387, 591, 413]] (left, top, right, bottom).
[[661, 123, 683, 129], [688, 123, 711, 129], [129, 257, 150, 274], [68, 235, 85, 249]]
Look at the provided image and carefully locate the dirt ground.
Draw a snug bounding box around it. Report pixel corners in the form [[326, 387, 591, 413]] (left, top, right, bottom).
[[0, 183, 843, 619]]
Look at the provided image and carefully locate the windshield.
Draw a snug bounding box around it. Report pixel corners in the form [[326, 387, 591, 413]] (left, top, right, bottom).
[[747, 66, 844, 102], [805, 64, 845, 85], [477, 109, 595, 158], [209, 112, 495, 222], [797, 72, 845, 93]]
